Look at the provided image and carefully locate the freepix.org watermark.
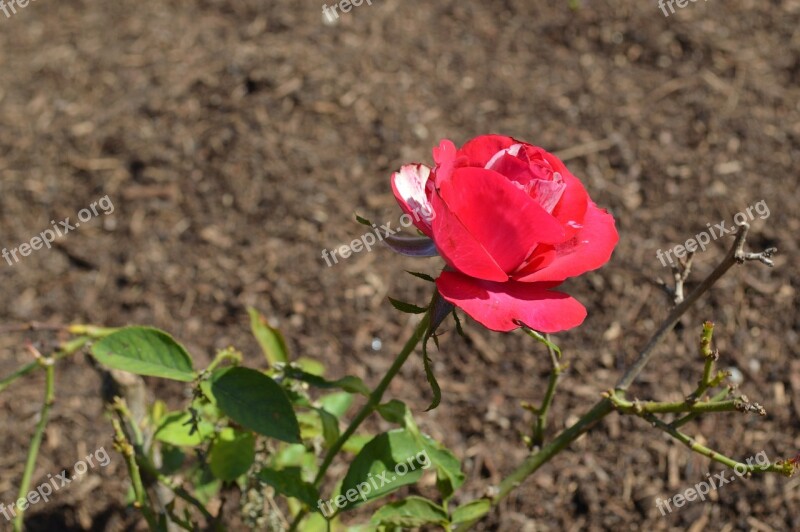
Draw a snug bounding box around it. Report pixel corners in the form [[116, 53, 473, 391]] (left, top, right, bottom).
[[321, 204, 434, 267], [658, 0, 709, 18], [1, 446, 112, 521], [2, 194, 115, 267], [0, 0, 37, 20], [655, 451, 769, 516], [322, 0, 374, 23], [317, 449, 431, 517], [656, 200, 770, 268]]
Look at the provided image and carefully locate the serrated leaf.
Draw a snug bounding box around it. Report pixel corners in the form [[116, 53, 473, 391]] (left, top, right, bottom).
[[211, 368, 301, 443], [388, 297, 428, 315], [406, 271, 435, 283], [258, 467, 319, 507], [340, 429, 432, 510], [451, 499, 491, 523], [209, 428, 255, 481], [91, 327, 196, 382], [248, 307, 289, 365], [371, 496, 449, 527]]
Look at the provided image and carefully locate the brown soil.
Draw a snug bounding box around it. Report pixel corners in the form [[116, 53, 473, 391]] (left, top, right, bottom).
[[1, 0, 799, 530]]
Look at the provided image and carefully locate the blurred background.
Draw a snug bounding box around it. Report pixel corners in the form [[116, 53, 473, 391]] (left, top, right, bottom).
[[0, 0, 798, 530]]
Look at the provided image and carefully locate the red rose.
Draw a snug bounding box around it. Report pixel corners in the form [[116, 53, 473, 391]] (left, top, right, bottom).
[[391, 134, 619, 332]]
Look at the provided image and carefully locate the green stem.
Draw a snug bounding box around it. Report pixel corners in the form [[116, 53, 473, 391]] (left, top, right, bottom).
[[13, 362, 56, 532], [458, 224, 764, 530], [138, 460, 215, 522], [607, 392, 750, 415], [113, 399, 215, 525], [0, 336, 91, 393], [113, 418, 158, 530], [531, 342, 563, 447], [641, 412, 792, 475], [288, 311, 431, 531], [495, 398, 614, 504], [671, 388, 731, 429], [66, 324, 120, 338], [205, 349, 242, 374]]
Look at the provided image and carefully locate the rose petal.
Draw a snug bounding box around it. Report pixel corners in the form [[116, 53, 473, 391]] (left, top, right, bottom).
[[543, 156, 589, 239], [436, 271, 587, 333], [430, 191, 508, 282], [457, 134, 518, 167], [391, 164, 434, 237], [516, 202, 619, 283], [436, 167, 566, 273], [432, 139, 458, 188]]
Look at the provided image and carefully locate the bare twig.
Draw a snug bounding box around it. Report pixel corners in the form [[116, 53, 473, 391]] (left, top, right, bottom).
[[459, 222, 778, 528]]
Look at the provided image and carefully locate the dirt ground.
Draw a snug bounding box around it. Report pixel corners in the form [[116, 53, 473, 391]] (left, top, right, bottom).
[[1, 0, 799, 530]]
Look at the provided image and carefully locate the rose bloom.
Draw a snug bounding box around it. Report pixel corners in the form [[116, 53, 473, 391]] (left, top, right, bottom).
[[391, 134, 618, 333]]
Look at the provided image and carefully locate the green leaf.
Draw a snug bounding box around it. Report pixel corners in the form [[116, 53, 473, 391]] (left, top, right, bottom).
[[154, 411, 214, 447], [371, 496, 449, 527], [340, 429, 432, 510], [315, 408, 340, 448], [159, 445, 185, 476], [91, 327, 196, 382], [342, 433, 372, 455], [191, 467, 222, 504], [257, 467, 319, 507], [248, 307, 289, 365], [521, 326, 562, 358], [212, 368, 301, 443], [376, 400, 410, 426], [285, 368, 369, 396], [294, 357, 326, 376], [355, 214, 373, 227], [209, 428, 255, 481], [271, 444, 318, 476], [297, 411, 324, 440], [375, 399, 463, 498], [452, 308, 467, 338], [427, 440, 465, 499], [388, 297, 429, 315], [318, 392, 354, 419], [406, 271, 435, 283], [451, 499, 491, 523]]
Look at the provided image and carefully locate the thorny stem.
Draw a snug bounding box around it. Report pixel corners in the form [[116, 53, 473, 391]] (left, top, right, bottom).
[[458, 222, 778, 529]]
